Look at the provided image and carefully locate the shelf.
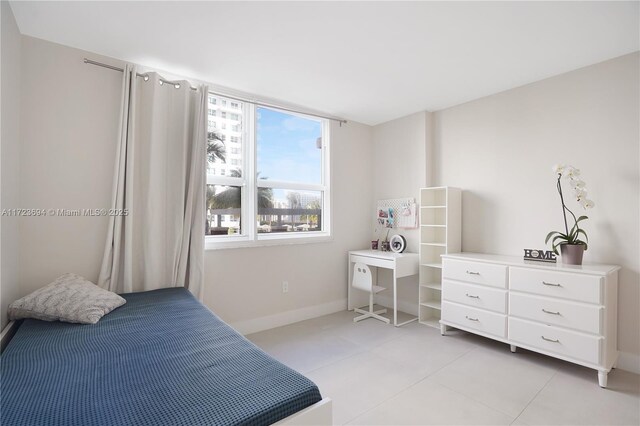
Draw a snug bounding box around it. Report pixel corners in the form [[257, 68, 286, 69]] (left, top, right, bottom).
[[420, 187, 447, 206], [420, 301, 442, 310], [420, 283, 442, 291], [419, 319, 441, 329], [419, 187, 460, 335]]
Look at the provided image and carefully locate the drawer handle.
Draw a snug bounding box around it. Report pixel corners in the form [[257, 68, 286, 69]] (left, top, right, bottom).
[[541, 335, 560, 343], [466, 271, 480, 275], [465, 293, 480, 299], [465, 315, 479, 322], [542, 309, 561, 315], [542, 281, 562, 287]]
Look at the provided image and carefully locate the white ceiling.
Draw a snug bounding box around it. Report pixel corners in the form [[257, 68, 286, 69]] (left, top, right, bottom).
[[9, 1, 640, 125]]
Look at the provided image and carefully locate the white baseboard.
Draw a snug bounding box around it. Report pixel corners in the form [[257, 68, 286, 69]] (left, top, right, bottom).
[[231, 299, 347, 336], [617, 351, 640, 374], [375, 295, 419, 317]]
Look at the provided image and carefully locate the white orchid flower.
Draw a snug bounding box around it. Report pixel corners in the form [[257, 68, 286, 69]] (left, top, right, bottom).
[[570, 179, 586, 189], [573, 187, 587, 199], [563, 166, 581, 179], [552, 164, 566, 174], [580, 199, 595, 209]]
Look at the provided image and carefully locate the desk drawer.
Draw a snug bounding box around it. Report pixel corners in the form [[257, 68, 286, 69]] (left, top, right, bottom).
[[443, 280, 507, 314], [443, 259, 507, 288], [350, 254, 394, 270], [510, 293, 603, 334], [442, 301, 507, 338], [509, 318, 601, 365], [510, 267, 602, 304]]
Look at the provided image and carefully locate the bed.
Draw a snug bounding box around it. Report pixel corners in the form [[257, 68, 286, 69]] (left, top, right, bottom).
[[1, 287, 331, 425]]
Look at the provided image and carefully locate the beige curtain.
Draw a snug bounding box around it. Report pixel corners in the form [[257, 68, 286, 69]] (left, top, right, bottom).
[[98, 64, 206, 299]]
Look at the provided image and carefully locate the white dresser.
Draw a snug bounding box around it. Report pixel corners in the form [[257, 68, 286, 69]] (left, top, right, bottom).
[[440, 253, 620, 388]]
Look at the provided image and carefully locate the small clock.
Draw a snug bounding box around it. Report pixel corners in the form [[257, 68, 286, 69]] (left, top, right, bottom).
[[389, 234, 406, 253]]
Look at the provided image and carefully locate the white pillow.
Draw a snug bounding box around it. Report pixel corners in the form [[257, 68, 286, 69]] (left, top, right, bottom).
[[8, 273, 126, 324]]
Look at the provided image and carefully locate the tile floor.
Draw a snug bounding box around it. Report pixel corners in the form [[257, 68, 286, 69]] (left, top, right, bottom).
[[247, 310, 640, 426]]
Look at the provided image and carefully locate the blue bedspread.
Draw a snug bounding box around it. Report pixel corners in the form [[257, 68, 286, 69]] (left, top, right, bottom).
[[1, 288, 322, 425]]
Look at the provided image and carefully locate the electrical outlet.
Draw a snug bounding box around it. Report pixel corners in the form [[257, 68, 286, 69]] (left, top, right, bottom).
[[282, 281, 289, 293]]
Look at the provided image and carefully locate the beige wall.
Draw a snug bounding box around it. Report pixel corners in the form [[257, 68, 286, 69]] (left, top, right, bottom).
[[12, 36, 374, 331], [434, 53, 640, 364], [371, 111, 431, 313], [17, 36, 122, 298], [205, 121, 373, 331], [1, 2, 23, 329]]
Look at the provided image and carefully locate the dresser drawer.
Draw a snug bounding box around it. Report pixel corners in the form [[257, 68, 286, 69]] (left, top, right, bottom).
[[443, 259, 507, 288], [510, 267, 602, 304], [442, 301, 507, 338], [509, 318, 601, 365], [443, 280, 507, 314], [510, 293, 603, 334]]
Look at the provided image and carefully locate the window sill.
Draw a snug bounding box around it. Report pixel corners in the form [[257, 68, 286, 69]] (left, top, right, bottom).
[[205, 233, 333, 251]]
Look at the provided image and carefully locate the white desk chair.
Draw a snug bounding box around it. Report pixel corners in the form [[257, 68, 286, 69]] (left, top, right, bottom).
[[352, 262, 390, 324]]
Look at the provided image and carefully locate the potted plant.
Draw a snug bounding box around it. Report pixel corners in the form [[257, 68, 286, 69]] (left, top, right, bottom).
[[545, 164, 595, 265]]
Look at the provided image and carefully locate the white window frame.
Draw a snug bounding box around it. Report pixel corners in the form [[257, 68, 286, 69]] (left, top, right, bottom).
[[206, 101, 331, 250]]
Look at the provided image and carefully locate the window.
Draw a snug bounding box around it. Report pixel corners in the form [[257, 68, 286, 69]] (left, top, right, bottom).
[[206, 95, 330, 248]]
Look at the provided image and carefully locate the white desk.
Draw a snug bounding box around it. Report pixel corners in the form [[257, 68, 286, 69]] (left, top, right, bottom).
[[348, 250, 420, 327]]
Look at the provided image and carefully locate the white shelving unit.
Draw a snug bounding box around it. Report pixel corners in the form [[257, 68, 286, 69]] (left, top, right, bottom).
[[418, 187, 461, 329]]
